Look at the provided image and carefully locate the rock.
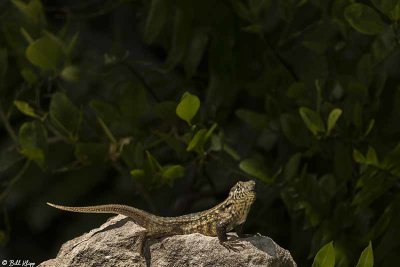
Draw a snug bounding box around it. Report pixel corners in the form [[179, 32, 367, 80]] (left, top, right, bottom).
[[39, 215, 297, 267]]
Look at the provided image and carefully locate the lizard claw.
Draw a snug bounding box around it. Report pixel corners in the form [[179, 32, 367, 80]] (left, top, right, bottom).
[[220, 239, 245, 252]]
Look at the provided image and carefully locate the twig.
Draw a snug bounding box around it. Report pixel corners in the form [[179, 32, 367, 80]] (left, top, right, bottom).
[[264, 38, 299, 81], [120, 62, 161, 102], [0, 160, 31, 202], [0, 104, 18, 146], [97, 117, 117, 144]]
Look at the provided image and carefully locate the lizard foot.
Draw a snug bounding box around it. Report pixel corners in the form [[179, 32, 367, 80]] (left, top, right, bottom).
[[220, 239, 245, 252]]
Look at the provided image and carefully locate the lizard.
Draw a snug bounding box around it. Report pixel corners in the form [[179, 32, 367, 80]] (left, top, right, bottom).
[[47, 180, 256, 251]]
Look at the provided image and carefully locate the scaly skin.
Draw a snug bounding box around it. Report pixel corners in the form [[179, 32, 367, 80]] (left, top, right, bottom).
[[47, 180, 256, 250]]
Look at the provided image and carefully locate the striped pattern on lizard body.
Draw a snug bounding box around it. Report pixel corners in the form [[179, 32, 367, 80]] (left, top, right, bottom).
[[47, 180, 256, 249]]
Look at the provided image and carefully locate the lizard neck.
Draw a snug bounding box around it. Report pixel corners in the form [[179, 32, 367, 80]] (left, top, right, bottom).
[[225, 191, 256, 225]]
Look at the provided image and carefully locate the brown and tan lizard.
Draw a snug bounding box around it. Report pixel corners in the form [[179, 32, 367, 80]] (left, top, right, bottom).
[[47, 180, 256, 250]]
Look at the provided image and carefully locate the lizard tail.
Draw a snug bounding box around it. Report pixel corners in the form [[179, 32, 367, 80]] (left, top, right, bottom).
[[47, 202, 158, 227]]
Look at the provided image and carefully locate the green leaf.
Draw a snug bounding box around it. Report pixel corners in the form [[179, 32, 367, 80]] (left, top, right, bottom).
[[12, 0, 29, 16], [353, 149, 366, 164], [366, 146, 379, 165], [242, 24, 264, 35], [284, 153, 302, 180], [20, 27, 34, 44], [12, 0, 46, 25], [302, 21, 336, 54], [312, 241, 335, 267], [66, 32, 79, 56], [345, 3, 386, 35], [327, 108, 342, 136], [14, 101, 39, 118], [186, 124, 216, 153], [184, 28, 209, 78], [60, 65, 80, 82], [162, 165, 184, 181], [130, 169, 146, 179], [356, 241, 374, 267], [18, 121, 47, 168], [299, 107, 325, 137], [49, 92, 81, 140], [319, 174, 336, 199], [187, 129, 207, 152], [43, 31, 65, 51], [210, 134, 222, 151], [144, 0, 169, 43], [176, 92, 200, 125], [231, 0, 251, 21], [145, 151, 162, 173], [298, 200, 321, 228], [280, 113, 311, 147], [372, 0, 400, 20], [370, 205, 392, 239], [205, 123, 218, 141], [26, 36, 64, 70], [165, 2, 193, 69], [223, 144, 240, 161], [391, 2, 400, 20], [363, 119, 375, 137], [236, 109, 267, 130], [20, 68, 37, 85], [239, 157, 273, 183]]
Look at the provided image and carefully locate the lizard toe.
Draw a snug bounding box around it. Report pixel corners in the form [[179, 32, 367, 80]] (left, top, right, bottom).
[[220, 239, 245, 252]]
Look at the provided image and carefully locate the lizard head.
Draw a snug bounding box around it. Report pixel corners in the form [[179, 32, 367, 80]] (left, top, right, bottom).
[[229, 180, 256, 200]]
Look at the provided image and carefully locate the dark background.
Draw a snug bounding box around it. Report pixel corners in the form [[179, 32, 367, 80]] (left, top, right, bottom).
[[1, 0, 400, 266]]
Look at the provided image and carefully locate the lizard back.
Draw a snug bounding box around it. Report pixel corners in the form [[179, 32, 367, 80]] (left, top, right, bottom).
[[47, 180, 256, 238]]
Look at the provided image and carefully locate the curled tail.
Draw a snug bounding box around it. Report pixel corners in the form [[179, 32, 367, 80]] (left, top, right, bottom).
[[47, 202, 158, 228]]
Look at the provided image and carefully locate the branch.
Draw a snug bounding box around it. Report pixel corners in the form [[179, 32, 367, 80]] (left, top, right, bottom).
[[0, 160, 31, 202], [0, 104, 18, 146]]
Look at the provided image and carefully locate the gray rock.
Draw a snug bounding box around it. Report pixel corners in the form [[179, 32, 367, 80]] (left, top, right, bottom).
[[40, 215, 297, 267]]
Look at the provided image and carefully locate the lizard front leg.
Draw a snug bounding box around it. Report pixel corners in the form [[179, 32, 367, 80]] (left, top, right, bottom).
[[216, 219, 245, 252]]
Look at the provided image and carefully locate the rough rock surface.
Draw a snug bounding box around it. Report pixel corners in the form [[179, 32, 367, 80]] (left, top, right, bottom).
[[40, 215, 297, 267]]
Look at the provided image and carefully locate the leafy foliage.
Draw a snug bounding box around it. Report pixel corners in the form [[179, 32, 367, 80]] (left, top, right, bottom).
[[176, 92, 200, 126], [312, 241, 335, 267], [0, 0, 400, 266], [356, 241, 374, 267], [312, 241, 374, 267]]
